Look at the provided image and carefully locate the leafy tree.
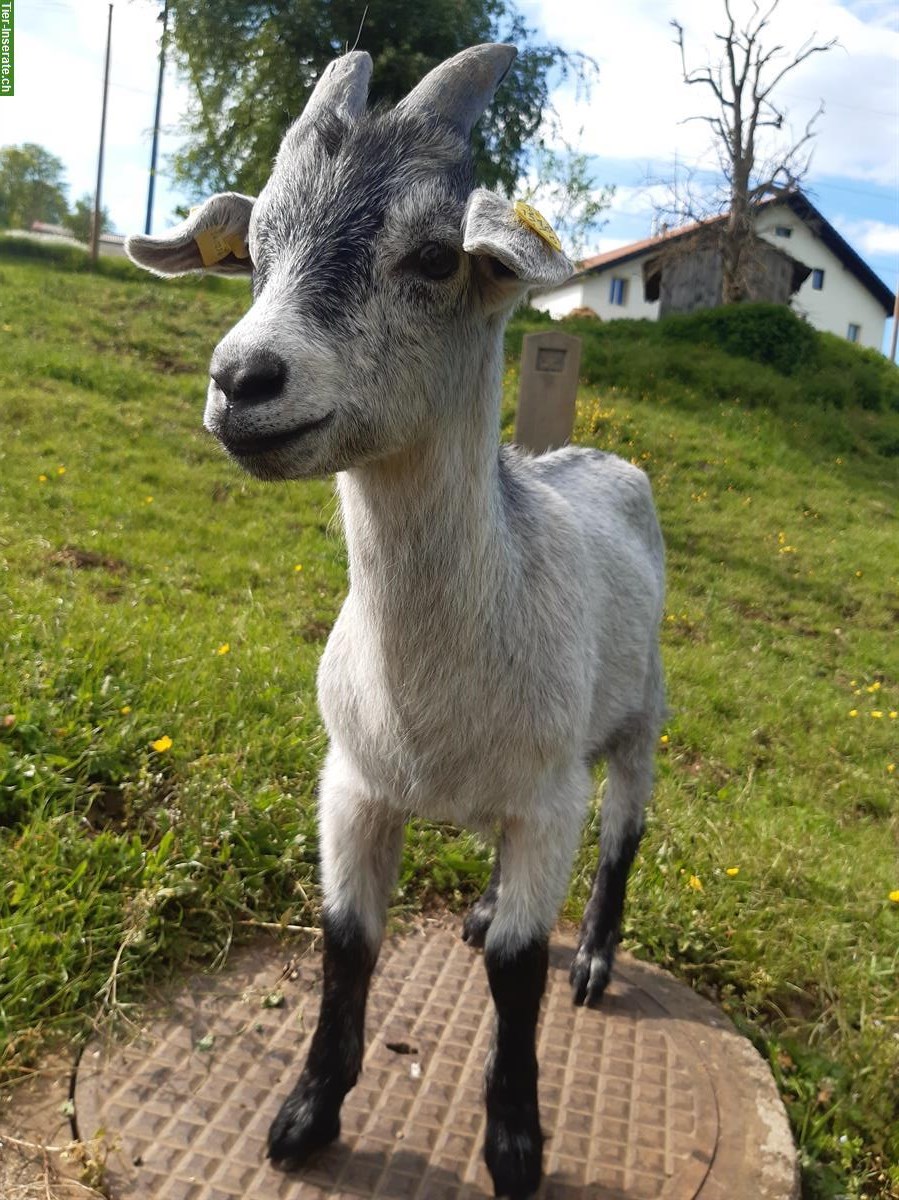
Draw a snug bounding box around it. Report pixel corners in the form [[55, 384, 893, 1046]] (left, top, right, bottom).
[[0, 143, 70, 230], [63, 194, 112, 243], [669, 0, 836, 303], [523, 135, 614, 259], [166, 0, 595, 197]]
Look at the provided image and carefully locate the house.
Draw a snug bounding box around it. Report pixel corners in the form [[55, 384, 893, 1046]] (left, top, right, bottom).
[[533, 191, 893, 352]]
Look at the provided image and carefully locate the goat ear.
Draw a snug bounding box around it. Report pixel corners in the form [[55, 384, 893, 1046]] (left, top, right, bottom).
[[125, 193, 254, 277], [462, 190, 574, 298]]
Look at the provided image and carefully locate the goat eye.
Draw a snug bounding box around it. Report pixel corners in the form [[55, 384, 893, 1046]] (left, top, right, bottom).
[[417, 242, 458, 281]]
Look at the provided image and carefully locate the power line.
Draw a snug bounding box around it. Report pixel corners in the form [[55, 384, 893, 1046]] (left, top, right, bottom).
[[810, 179, 899, 201], [780, 89, 899, 120]]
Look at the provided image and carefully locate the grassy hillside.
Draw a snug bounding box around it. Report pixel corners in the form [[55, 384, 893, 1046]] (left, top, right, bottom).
[[1, 241, 897, 1198]]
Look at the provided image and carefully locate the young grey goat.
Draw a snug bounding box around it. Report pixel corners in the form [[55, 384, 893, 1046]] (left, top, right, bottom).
[[127, 43, 665, 1199]]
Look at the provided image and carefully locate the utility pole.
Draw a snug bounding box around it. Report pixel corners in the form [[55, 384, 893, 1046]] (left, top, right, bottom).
[[890, 283, 898, 364], [91, 3, 113, 265], [144, 0, 170, 236]]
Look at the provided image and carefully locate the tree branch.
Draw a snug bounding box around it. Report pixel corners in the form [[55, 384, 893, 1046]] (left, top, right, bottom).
[[757, 36, 838, 101]]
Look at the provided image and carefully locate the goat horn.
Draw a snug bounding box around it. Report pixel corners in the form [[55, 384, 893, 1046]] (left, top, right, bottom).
[[302, 50, 373, 126], [396, 43, 517, 138]]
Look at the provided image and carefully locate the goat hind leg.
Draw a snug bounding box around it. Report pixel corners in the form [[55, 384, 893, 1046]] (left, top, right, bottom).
[[571, 725, 654, 1007], [268, 761, 403, 1166], [462, 848, 500, 948]]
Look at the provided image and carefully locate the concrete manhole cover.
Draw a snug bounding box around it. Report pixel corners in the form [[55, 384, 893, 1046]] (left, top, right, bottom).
[[74, 926, 798, 1199]]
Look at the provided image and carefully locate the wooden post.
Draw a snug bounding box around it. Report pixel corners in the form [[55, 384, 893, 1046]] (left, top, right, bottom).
[[514, 331, 582, 455], [889, 285, 898, 364]]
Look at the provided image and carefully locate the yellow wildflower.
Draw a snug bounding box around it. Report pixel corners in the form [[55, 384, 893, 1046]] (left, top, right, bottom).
[[120, 705, 131, 715], [145, 496, 154, 504], [216, 642, 230, 655], [871, 711, 883, 719], [867, 682, 881, 693], [889, 712, 897, 720], [660, 734, 669, 744], [688, 875, 703, 892], [888, 763, 895, 774], [57, 466, 66, 476], [294, 564, 303, 572], [849, 709, 858, 718], [725, 867, 740, 877], [38, 473, 48, 483], [890, 891, 899, 904], [151, 735, 172, 752]]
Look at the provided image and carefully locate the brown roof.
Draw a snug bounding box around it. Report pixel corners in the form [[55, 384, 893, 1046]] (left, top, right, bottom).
[[576, 213, 725, 275], [577, 220, 710, 273]]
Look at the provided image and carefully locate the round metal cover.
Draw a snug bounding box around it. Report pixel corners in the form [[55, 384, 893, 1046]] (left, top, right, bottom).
[[74, 926, 798, 1199]]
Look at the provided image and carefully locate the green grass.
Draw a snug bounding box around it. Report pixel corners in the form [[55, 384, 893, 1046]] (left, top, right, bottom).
[[1, 241, 897, 1198]]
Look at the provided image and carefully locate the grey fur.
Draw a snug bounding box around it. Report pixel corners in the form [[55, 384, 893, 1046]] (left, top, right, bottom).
[[126, 43, 666, 1195]]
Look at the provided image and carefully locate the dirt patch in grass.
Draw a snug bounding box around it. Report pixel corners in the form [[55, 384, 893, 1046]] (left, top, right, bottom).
[[48, 546, 128, 574]]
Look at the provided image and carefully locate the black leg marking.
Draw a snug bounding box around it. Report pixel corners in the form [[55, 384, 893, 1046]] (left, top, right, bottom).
[[483, 937, 547, 1199], [462, 853, 501, 948], [267, 911, 377, 1166], [570, 824, 643, 1007]]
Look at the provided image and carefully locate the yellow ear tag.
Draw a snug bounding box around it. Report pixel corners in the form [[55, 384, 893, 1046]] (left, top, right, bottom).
[[225, 233, 250, 260], [513, 201, 561, 252], [194, 226, 232, 267]]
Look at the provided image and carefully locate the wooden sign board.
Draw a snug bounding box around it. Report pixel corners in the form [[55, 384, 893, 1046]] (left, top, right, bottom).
[[514, 331, 582, 454]]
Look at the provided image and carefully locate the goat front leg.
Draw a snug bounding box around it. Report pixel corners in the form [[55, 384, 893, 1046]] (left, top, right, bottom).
[[483, 773, 587, 1198], [268, 755, 403, 1166], [571, 723, 655, 1007]]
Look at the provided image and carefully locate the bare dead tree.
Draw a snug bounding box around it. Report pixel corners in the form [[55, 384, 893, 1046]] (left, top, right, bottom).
[[670, 0, 836, 303]]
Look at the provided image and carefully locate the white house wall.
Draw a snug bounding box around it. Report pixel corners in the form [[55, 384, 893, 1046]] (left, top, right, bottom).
[[755, 208, 886, 350], [533, 208, 888, 351], [532, 261, 660, 322], [533, 281, 586, 317]]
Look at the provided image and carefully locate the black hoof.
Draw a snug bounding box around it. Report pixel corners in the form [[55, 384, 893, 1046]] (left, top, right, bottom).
[[267, 1089, 341, 1167], [462, 900, 496, 948], [570, 943, 612, 1007], [484, 1109, 543, 1199]]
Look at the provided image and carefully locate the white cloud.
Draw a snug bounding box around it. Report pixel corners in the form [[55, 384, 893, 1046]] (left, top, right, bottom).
[[521, 0, 899, 187], [834, 216, 899, 256]]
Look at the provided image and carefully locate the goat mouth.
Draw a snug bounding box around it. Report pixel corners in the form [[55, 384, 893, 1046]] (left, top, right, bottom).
[[219, 412, 334, 457]]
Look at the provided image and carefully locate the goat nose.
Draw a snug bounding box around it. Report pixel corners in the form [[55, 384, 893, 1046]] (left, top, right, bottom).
[[210, 349, 286, 407]]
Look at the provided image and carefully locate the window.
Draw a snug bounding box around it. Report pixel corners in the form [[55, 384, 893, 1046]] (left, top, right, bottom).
[[609, 277, 628, 306], [774, 225, 792, 238], [847, 323, 861, 343], [811, 268, 825, 290]]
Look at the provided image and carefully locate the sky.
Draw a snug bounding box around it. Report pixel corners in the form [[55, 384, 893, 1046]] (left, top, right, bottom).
[[4, 0, 898, 346]]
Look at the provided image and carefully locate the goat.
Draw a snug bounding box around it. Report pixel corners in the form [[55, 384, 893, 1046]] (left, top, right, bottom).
[[126, 44, 666, 1199]]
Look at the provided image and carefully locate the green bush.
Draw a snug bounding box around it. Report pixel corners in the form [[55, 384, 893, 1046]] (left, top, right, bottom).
[[507, 304, 899, 418], [659, 302, 819, 376]]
